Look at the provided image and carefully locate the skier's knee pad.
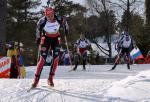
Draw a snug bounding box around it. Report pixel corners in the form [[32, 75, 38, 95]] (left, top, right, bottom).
[[53, 47, 60, 59], [40, 46, 47, 59]]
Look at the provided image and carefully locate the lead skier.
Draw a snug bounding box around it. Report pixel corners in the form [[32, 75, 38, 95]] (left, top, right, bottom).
[[32, 7, 68, 88]]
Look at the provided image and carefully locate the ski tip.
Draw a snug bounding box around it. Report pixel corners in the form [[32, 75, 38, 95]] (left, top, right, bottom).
[[27, 87, 36, 92], [42, 85, 55, 89], [27, 89, 32, 92], [108, 69, 115, 71]]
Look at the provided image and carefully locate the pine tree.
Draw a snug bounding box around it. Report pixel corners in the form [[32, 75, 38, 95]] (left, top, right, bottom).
[[7, 0, 41, 42], [48, 0, 86, 16], [0, 0, 6, 55], [7, 0, 41, 64], [145, 0, 150, 24], [144, 0, 150, 53]]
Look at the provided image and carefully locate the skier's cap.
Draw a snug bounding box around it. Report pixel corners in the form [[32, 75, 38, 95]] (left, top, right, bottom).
[[124, 31, 129, 35], [45, 7, 54, 16]]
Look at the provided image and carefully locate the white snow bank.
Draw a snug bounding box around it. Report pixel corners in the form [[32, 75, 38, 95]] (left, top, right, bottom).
[[104, 70, 150, 101]]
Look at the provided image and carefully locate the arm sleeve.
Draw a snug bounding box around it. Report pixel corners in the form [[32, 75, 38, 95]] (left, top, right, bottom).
[[86, 39, 91, 46], [64, 20, 69, 31], [118, 35, 124, 47], [36, 17, 45, 40], [131, 36, 137, 48], [75, 39, 79, 46], [62, 17, 69, 35], [57, 16, 69, 35], [118, 35, 123, 42]]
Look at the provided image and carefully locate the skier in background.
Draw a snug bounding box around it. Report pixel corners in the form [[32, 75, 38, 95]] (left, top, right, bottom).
[[32, 7, 68, 88], [73, 33, 91, 71], [109, 30, 136, 70]]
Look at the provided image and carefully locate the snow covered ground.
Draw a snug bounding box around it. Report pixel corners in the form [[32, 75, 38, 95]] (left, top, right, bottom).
[[0, 64, 150, 102]]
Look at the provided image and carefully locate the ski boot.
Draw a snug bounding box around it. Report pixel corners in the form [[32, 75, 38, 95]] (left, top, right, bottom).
[[31, 76, 39, 89], [73, 67, 77, 71], [108, 67, 115, 71], [83, 66, 86, 71], [48, 76, 54, 87], [127, 64, 130, 69], [31, 83, 37, 89], [108, 64, 117, 71]]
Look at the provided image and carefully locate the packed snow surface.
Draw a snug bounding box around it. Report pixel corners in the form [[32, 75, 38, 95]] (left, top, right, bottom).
[[0, 64, 150, 102]]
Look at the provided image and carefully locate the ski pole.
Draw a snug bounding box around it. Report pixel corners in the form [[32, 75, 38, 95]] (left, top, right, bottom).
[[62, 17, 73, 70], [64, 35, 73, 69]]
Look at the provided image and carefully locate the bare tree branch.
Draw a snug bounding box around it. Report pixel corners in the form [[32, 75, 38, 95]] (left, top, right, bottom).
[[136, 0, 144, 3], [130, 0, 137, 6], [92, 0, 103, 15], [119, 0, 127, 6], [107, 1, 126, 10]]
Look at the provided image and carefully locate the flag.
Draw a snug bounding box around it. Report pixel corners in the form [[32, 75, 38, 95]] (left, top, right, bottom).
[[130, 48, 144, 61]]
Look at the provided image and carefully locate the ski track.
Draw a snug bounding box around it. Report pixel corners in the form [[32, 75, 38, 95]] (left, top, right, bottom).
[[0, 79, 114, 102]]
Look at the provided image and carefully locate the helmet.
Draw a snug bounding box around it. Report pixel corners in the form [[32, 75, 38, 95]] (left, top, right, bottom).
[[124, 31, 129, 35], [121, 31, 129, 35], [44, 7, 54, 16]]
